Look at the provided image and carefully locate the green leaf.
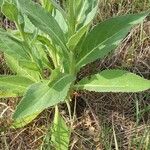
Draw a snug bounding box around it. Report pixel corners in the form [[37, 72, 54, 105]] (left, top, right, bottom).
[[37, 34, 71, 73], [50, 0, 66, 18], [67, 26, 87, 50], [5, 54, 41, 82], [75, 70, 150, 92], [1, 0, 18, 22], [18, 60, 39, 71], [53, 9, 68, 34], [48, 68, 61, 83], [76, 12, 149, 69], [0, 0, 3, 7], [0, 75, 34, 98], [18, 0, 68, 52], [23, 15, 36, 33], [76, 0, 98, 29], [51, 107, 70, 150], [0, 29, 29, 59], [12, 113, 39, 128], [40, 0, 53, 12], [12, 74, 74, 126]]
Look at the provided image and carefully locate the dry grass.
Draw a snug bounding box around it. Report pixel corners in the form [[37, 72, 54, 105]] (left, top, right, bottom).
[[0, 0, 150, 150]]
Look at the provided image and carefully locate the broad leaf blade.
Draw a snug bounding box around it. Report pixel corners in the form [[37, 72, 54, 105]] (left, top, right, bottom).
[[76, 12, 149, 69], [75, 70, 150, 92], [12, 74, 74, 127], [51, 107, 70, 150], [0, 75, 34, 98], [18, 0, 67, 52]]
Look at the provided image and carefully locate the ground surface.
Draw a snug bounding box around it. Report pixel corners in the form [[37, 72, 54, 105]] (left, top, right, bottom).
[[0, 0, 150, 149]]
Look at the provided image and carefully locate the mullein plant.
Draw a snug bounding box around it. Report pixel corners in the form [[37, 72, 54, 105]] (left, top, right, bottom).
[[0, 0, 150, 149]]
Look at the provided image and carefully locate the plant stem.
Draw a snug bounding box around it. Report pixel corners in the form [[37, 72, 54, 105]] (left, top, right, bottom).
[[66, 99, 72, 121], [55, 105, 59, 120], [72, 96, 77, 123]]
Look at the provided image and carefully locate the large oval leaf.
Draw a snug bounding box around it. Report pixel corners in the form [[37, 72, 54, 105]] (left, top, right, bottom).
[[75, 70, 150, 92], [12, 74, 74, 127], [76, 12, 149, 69]]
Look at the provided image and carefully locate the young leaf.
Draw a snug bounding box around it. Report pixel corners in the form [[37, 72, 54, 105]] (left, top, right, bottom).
[[75, 70, 150, 92], [51, 107, 70, 150], [0, 75, 34, 98], [18, 0, 68, 53], [76, 12, 149, 69], [1, 0, 18, 22], [12, 74, 74, 126]]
